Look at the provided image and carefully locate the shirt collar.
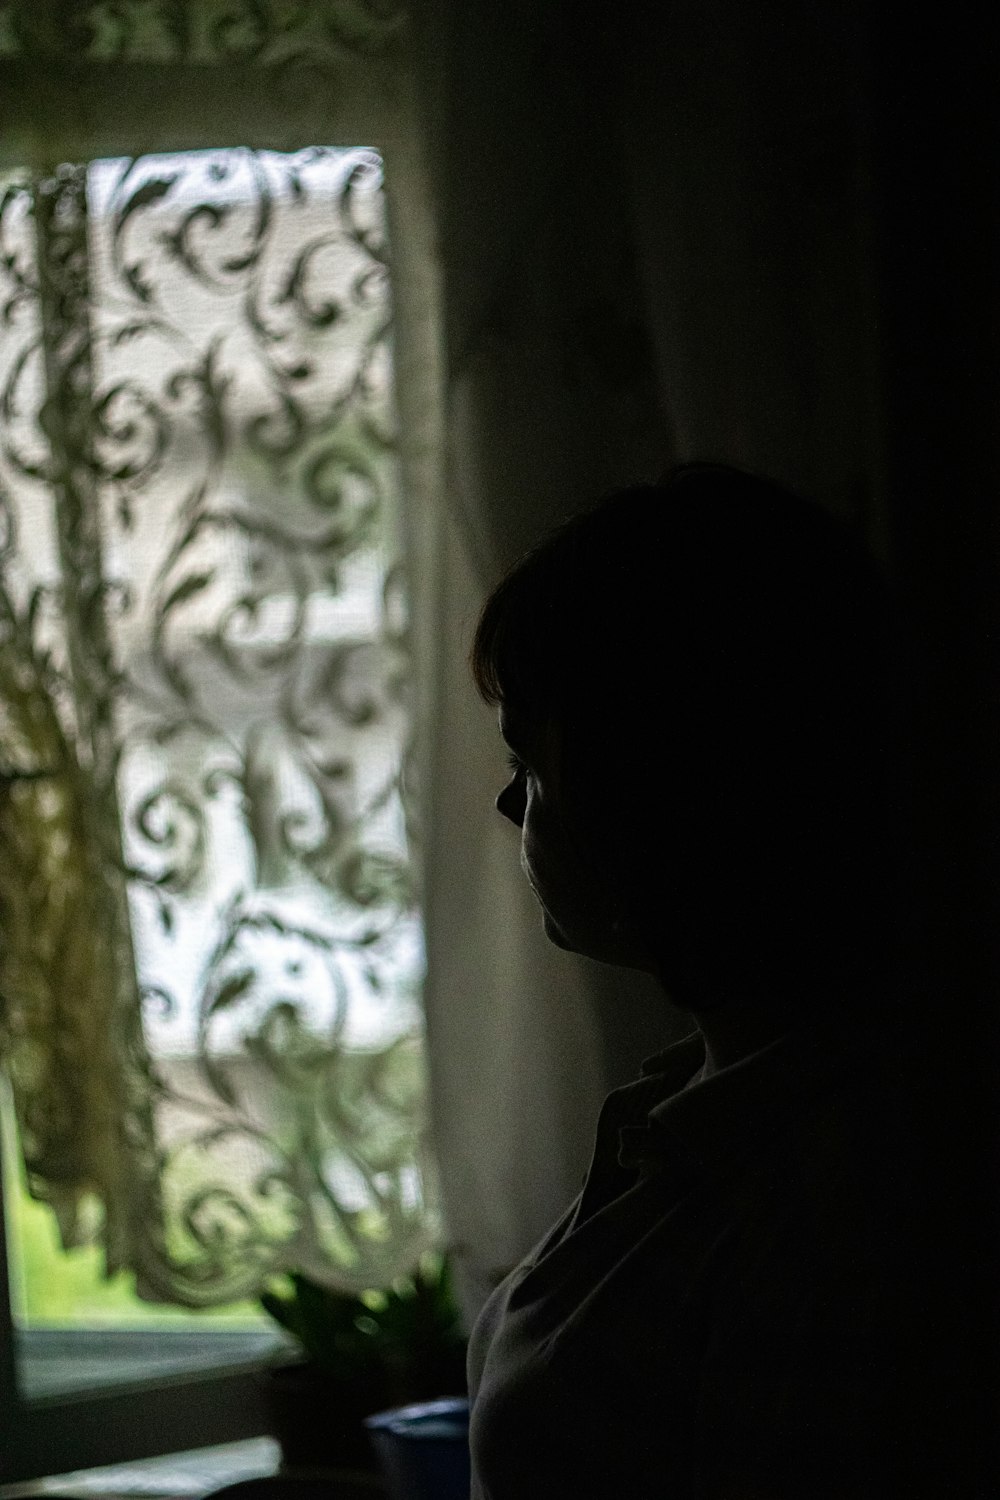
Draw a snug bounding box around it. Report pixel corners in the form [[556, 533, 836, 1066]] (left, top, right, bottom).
[[615, 1009, 903, 1179]]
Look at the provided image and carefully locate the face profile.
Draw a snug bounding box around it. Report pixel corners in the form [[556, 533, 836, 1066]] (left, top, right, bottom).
[[472, 462, 912, 1021], [494, 711, 647, 968]]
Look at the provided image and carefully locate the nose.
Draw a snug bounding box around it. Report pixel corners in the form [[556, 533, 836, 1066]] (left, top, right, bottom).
[[496, 775, 526, 827]]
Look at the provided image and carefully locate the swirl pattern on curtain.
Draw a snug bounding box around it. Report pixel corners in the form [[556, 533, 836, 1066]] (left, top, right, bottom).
[[0, 144, 435, 1307], [0, 0, 403, 64]]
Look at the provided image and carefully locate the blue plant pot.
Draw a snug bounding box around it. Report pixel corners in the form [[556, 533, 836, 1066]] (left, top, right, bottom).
[[364, 1397, 470, 1500]]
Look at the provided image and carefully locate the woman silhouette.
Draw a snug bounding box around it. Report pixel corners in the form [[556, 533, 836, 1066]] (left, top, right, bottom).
[[465, 465, 931, 1498]]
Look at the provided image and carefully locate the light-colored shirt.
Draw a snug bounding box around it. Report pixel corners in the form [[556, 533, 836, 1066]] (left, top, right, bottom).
[[468, 1010, 935, 1498]]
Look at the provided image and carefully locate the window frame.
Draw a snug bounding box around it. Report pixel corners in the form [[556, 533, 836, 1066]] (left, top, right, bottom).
[[0, 41, 443, 1486]]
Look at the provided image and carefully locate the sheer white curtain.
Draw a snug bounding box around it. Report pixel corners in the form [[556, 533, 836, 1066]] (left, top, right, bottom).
[[0, 0, 626, 1322], [0, 0, 455, 1308]]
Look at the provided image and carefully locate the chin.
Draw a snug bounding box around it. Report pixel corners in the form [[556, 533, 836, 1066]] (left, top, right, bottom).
[[541, 910, 617, 964], [541, 911, 573, 950], [542, 909, 660, 973]]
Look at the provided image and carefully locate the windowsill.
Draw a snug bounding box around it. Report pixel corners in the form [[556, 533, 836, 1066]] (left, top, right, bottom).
[[0, 1437, 281, 1500], [15, 1330, 291, 1401]]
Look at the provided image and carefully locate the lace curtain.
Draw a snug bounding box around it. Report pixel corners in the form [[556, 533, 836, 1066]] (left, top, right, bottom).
[[0, 0, 404, 62], [0, 1, 442, 1307]]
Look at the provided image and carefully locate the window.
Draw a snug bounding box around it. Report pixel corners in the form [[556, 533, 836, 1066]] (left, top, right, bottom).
[[0, 134, 438, 1484]]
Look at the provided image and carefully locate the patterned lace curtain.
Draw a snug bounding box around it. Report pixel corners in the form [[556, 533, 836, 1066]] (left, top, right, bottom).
[[0, 0, 442, 1307]]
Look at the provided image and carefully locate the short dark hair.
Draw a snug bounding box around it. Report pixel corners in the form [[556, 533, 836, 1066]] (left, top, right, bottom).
[[471, 463, 914, 992]]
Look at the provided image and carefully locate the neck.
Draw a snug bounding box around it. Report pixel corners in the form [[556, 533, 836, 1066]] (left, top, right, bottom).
[[692, 996, 803, 1076], [658, 965, 889, 1076]]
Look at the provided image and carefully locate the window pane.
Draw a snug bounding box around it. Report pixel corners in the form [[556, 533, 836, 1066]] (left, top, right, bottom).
[[2, 1082, 285, 1398], [0, 145, 433, 1399]]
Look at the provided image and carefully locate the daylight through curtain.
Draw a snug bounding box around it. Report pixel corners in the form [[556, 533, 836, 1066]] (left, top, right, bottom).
[[0, 2, 441, 1307]]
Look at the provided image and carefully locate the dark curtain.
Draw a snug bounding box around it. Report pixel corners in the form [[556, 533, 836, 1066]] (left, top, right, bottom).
[[413, 11, 999, 1474]]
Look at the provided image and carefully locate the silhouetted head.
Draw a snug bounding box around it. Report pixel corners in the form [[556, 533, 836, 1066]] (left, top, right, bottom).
[[471, 463, 914, 1015]]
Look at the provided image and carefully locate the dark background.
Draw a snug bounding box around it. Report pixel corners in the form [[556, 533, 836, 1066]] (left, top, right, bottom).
[[414, 0, 1000, 1484]]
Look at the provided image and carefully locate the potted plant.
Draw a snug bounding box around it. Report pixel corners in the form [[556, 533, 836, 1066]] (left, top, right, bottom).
[[259, 1251, 468, 1473]]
